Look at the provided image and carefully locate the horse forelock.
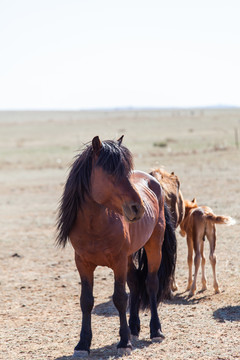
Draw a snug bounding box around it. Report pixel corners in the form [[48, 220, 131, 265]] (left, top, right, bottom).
[[56, 139, 133, 247], [96, 140, 133, 179]]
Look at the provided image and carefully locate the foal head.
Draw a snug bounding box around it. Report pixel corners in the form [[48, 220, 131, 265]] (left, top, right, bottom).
[[184, 198, 198, 214], [90, 136, 144, 222]]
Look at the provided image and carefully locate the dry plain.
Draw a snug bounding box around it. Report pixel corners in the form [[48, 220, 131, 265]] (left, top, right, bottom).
[[0, 109, 240, 360]]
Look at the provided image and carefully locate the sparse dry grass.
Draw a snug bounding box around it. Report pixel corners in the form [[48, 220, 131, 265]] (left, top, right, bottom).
[[0, 109, 240, 360]]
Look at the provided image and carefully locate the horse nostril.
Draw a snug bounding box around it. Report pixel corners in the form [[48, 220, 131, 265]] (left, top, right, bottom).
[[130, 203, 144, 219], [123, 202, 144, 222], [131, 204, 139, 215]]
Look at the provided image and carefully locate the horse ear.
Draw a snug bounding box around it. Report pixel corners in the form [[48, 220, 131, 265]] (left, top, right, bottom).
[[171, 171, 175, 175], [192, 198, 196, 203], [117, 135, 124, 146], [92, 136, 102, 155]]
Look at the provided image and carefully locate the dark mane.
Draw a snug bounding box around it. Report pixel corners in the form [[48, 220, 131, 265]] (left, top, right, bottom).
[[56, 139, 133, 247]]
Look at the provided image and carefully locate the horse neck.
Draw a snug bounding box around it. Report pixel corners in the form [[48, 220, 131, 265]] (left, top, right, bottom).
[[81, 195, 103, 219], [76, 196, 120, 238]]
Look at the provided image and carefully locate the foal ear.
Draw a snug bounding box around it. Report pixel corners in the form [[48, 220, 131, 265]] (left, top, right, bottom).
[[117, 135, 124, 146], [192, 198, 197, 203], [92, 136, 102, 155]]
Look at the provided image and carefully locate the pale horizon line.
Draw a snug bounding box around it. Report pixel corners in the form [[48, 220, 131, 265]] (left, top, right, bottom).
[[0, 104, 240, 112]]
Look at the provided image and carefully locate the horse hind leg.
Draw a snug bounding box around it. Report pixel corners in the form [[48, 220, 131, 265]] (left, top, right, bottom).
[[127, 255, 141, 340], [144, 234, 165, 342], [206, 224, 219, 293], [200, 238, 207, 291], [189, 230, 202, 296], [186, 236, 193, 291]]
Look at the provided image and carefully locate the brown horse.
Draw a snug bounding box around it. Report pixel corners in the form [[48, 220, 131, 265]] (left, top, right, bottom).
[[57, 136, 176, 357], [180, 198, 236, 296], [150, 168, 185, 229], [150, 168, 185, 292]]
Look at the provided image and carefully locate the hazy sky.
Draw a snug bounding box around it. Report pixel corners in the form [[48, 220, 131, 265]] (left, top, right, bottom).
[[0, 0, 239, 110]]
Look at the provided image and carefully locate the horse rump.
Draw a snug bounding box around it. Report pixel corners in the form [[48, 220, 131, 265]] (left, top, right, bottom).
[[133, 203, 177, 309]]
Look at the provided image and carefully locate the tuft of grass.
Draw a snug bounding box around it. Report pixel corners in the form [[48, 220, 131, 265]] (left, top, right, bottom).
[[153, 141, 167, 148]]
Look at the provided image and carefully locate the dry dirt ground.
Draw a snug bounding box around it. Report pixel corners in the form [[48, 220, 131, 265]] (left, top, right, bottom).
[[0, 109, 240, 360]]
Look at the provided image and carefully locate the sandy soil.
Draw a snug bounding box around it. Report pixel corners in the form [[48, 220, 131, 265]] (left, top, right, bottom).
[[1, 109, 240, 360]]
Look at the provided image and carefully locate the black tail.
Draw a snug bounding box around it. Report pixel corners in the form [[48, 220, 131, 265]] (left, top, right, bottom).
[[133, 203, 177, 310]]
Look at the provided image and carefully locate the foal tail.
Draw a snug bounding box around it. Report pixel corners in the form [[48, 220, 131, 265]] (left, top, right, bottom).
[[136, 204, 177, 309], [206, 212, 236, 226]]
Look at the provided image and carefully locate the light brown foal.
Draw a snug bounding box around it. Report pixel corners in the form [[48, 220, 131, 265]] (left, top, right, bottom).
[[180, 198, 235, 296]]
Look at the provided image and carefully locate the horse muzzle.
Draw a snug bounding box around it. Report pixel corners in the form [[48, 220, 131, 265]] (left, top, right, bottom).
[[122, 202, 145, 222]]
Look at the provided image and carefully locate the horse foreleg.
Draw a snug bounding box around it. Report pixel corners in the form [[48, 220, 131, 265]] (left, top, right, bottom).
[[113, 263, 132, 355], [127, 255, 141, 339], [74, 254, 95, 357]]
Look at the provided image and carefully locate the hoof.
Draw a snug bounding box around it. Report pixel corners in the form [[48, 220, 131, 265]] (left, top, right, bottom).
[[117, 347, 132, 356], [189, 288, 195, 296], [171, 283, 178, 292], [186, 282, 193, 291], [130, 334, 139, 341], [215, 288, 220, 294], [72, 350, 89, 358], [165, 290, 174, 300], [151, 331, 165, 343]]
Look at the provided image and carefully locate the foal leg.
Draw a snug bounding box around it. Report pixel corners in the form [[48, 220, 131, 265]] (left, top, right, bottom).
[[207, 224, 219, 293], [144, 234, 165, 341], [74, 254, 95, 357], [200, 240, 207, 291], [113, 259, 132, 355], [189, 234, 201, 296], [186, 236, 193, 291], [127, 255, 141, 339]]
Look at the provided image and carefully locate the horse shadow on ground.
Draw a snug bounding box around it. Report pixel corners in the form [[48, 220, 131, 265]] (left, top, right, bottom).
[[92, 291, 210, 317], [54, 338, 152, 360], [92, 296, 118, 317], [163, 290, 212, 306], [213, 305, 240, 323]]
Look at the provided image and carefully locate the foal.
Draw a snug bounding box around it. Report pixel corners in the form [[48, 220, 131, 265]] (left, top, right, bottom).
[[180, 198, 235, 296]]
